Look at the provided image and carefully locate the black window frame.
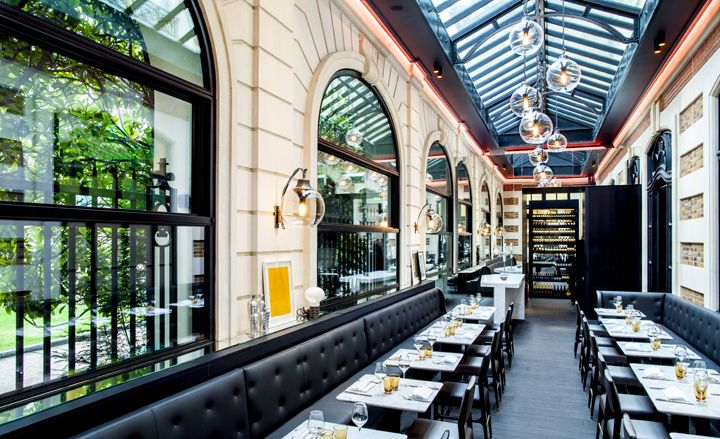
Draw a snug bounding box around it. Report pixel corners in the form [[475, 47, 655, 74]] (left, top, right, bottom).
[[456, 161, 473, 271], [316, 70, 400, 311], [0, 0, 215, 410], [425, 142, 453, 277]]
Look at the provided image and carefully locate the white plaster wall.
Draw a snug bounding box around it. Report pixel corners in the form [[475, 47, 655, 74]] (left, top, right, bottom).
[[200, 0, 505, 346], [595, 24, 720, 310]]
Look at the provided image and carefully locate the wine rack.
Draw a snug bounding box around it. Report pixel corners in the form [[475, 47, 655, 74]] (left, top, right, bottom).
[[528, 201, 579, 299]]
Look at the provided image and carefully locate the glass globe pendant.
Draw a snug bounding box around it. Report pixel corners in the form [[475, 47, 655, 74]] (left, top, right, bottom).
[[546, 54, 582, 92], [345, 125, 363, 147], [508, 17, 544, 56], [509, 83, 542, 117], [547, 130, 568, 151], [478, 222, 492, 236], [549, 177, 562, 187], [519, 109, 553, 144], [528, 146, 549, 166], [425, 208, 444, 233], [533, 164, 554, 182]]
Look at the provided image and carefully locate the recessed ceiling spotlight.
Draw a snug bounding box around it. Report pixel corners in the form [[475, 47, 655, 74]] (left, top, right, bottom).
[[502, 164, 508, 171], [433, 61, 443, 79], [654, 30, 666, 54], [591, 160, 597, 168]]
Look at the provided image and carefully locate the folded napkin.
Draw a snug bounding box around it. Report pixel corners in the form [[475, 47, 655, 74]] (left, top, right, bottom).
[[625, 343, 651, 352], [433, 355, 457, 365], [388, 354, 401, 361], [662, 387, 688, 402], [411, 386, 434, 402], [348, 379, 377, 394], [642, 367, 665, 379]]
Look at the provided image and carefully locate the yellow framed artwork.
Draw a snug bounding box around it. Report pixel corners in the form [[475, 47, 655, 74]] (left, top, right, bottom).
[[262, 260, 295, 328]]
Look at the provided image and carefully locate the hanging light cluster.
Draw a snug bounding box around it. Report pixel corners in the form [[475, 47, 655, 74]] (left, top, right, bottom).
[[506, 0, 582, 187]]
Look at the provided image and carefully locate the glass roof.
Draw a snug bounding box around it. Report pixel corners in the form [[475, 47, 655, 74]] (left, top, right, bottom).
[[428, 0, 650, 142]]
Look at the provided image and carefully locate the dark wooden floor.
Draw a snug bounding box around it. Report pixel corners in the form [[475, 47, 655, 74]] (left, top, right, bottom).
[[488, 298, 595, 438]]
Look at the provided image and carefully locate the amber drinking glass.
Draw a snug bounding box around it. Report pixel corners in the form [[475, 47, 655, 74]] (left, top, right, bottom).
[[382, 376, 393, 394], [333, 425, 348, 439], [674, 345, 689, 380], [389, 374, 399, 390], [694, 369, 708, 401]]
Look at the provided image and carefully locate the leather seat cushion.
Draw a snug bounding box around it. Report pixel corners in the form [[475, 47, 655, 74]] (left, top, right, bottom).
[[598, 346, 626, 365], [663, 294, 720, 367], [607, 365, 640, 387], [465, 344, 491, 357], [595, 336, 615, 347], [606, 418, 670, 439]]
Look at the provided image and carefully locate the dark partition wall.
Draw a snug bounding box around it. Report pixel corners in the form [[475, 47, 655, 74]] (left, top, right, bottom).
[[583, 185, 642, 314]]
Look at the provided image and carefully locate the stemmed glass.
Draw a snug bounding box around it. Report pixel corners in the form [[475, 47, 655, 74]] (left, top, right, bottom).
[[692, 360, 708, 402], [426, 331, 438, 354], [624, 304, 634, 325], [374, 362, 387, 381], [398, 354, 410, 379], [674, 345, 689, 380], [413, 336, 426, 358], [613, 296, 623, 313], [307, 410, 325, 438], [352, 402, 368, 432], [647, 324, 661, 351]]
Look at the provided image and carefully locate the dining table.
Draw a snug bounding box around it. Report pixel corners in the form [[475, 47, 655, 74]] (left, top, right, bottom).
[[451, 305, 496, 322], [617, 341, 701, 362], [594, 307, 646, 319], [336, 374, 443, 414], [601, 318, 673, 340], [629, 364, 720, 420], [419, 322, 485, 346], [281, 420, 407, 438], [383, 348, 463, 372]]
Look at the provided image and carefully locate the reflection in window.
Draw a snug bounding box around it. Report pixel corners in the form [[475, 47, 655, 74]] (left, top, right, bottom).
[[0, 36, 193, 213], [319, 74, 396, 170], [479, 183, 492, 261], [2, 0, 204, 85], [425, 143, 452, 276], [317, 72, 398, 312], [456, 162, 472, 270]]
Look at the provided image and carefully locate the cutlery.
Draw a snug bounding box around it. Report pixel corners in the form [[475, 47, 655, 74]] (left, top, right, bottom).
[[655, 398, 696, 405], [344, 389, 374, 397], [644, 377, 673, 381]]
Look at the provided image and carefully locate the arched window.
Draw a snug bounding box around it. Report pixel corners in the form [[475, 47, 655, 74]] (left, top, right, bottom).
[[496, 192, 504, 255], [479, 182, 492, 261], [316, 71, 399, 311], [426, 143, 452, 276], [0, 1, 214, 401], [456, 162, 472, 270], [627, 156, 640, 185]]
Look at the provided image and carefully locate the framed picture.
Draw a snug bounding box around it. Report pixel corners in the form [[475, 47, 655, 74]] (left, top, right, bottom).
[[262, 260, 295, 328], [414, 251, 426, 282]]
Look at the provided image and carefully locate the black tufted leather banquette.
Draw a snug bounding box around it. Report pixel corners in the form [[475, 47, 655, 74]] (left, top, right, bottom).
[[74, 369, 250, 439], [597, 290, 720, 368], [74, 288, 447, 439]]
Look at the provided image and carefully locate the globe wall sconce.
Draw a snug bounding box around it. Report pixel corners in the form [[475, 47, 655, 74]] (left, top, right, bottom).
[[274, 168, 325, 229], [414, 202, 444, 234]]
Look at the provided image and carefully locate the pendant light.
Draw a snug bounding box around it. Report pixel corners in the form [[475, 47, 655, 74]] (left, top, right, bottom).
[[274, 168, 325, 229], [519, 108, 553, 144], [528, 146, 549, 166], [508, 11, 543, 57], [345, 125, 363, 147], [414, 202, 444, 234], [509, 57, 542, 117], [533, 164, 554, 182], [546, 0, 582, 92], [547, 103, 568, 151], [549, 177, 562, 187]]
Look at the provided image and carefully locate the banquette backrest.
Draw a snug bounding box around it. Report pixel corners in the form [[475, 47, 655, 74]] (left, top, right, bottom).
[[73, 287, 446, 439], [596, 290, 667, 323], [663, 294, 720, 367], [73, 369, 250, 439]]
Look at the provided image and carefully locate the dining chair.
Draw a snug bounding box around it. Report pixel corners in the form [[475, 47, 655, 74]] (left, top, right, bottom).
[[580, 317, 615, 388], [599, 369, 663, 439], [503, 304, 514, 369], [589, 348, 635, 419], [456, 326, 503, 409], [435, 355, 492, 439], [574, 301, 584, 358], [620, 414, 670, 439], [407, 376, 476, 439]]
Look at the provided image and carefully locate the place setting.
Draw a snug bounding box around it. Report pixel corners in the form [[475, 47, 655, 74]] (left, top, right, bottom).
[[601, 315, 672, 340], [384, 347, 463, 373], [282, 405, 407, 439], [595, 299, 647, 319], [422, 315, 484, 346], [450, 298, 496, 322]]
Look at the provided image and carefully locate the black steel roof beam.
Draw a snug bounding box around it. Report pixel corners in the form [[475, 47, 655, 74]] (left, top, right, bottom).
[[444, 0, 495, 28], [544, 30, 625, 56], [454, 0, 524, 49], [471, 56, 525, 85], [545, 42, 620, 67], [434, 0, 456, 14], [545, 15, 632, 43], [546, 92, 600, 115], [568, 0, 643, 17], [548, 98, 599, 119]]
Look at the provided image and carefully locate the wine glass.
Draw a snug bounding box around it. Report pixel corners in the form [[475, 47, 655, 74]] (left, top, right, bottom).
[[694, 368, 709, 402], [674, 345, 689, 380], [307, 410, 324, 438], [398, 354, 410, 379], [426, 331, 438, 352], [647, 324, 661, 351], [374, 362, 387, 381], [413, 336, 425, 357], [352, 402, 368, 432]]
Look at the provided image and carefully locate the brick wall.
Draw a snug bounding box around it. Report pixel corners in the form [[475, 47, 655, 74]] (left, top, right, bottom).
[[504, 211, 519, 220], [680, 242, 704, 267], [681, 286, 704, 306], [680, 194, 703, 220], [679, 95, 703, 133], [625, 113, 650, 147], [680, 144, 703, 177], [503, 197, 518, 206], [505, 225, 519, 233]]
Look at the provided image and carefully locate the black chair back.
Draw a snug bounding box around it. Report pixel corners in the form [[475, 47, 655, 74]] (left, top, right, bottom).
[[458, 376, 477, 439], [621, 414, 638, 439], [603, 369, 622, 439]]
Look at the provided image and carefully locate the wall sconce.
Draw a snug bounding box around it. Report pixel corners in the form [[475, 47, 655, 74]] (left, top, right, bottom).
[[495, 225, 505, 238], [414, 202, 444, 233], [478, 222, 492, 236], [274, 168, 325, 229]]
